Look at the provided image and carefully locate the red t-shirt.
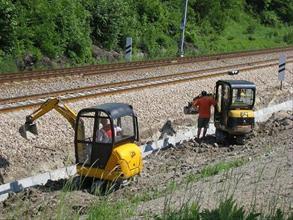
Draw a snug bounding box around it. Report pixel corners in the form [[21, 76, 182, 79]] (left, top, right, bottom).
[[105, 129, 112, 138], [193, 96, 216, 118], [103, 126, 113, 138]]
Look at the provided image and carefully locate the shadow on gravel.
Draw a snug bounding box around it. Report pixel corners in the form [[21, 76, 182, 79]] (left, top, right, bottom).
[[0, 156, 9, 169], [35, 177, 125, 197], [35, 177, 94, 193], [0, 156, 9, 184], [200, 134, 251, 147], [200, 135, 217, 145], [34, 179, 69, 192]]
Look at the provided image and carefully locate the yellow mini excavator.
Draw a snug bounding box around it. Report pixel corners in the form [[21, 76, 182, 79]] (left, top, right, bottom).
[[20, 97, 143, 192], [214, 80, 256, 144], [184, 80, 256, 145]]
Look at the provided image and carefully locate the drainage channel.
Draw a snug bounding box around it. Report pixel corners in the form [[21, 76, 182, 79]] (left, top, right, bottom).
[[0, 100, 292, 202]]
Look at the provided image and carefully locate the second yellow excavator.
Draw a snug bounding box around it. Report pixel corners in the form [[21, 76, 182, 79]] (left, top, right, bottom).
[[20, 97, 143, 192]]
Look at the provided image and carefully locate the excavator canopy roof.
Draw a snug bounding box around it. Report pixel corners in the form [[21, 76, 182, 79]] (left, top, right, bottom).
[[83, 103, 135, 119], [217, 80, 256, 89]]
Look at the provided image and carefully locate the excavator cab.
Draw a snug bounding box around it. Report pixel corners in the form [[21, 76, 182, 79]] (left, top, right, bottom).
[[75, 103, 142, 182], [214, 80, 256, 144]]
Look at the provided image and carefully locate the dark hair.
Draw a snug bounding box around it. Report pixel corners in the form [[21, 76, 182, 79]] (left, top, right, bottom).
[[201, 91, 207, 96]]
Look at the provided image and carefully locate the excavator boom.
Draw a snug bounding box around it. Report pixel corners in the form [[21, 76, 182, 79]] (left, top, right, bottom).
[[19, 97, 77, 138]]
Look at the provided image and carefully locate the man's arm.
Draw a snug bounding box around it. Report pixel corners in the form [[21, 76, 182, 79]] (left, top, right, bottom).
[[192, 98, 199, 107], [210, 97, 217, 106]]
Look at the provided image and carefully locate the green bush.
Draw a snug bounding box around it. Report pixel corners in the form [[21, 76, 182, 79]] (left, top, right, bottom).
[[0, 53, 18, 73], [0, 0, 16, 52], [227, 36, 234, 40], [0, 0, 292, 73], [246, 24, 256, 34], [266, 31, 279, 39], [261, 11, 280, 26], [156, 197, 293, 220], [283, 31, 293, 44]]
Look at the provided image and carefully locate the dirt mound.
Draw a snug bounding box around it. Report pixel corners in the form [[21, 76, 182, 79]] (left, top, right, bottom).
[[257, 111, 293, 135], [0, 180, 95, 218]]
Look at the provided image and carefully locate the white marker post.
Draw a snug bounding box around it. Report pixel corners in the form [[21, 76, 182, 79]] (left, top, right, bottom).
[[125, 37, 132, 62], [278, 54, 286, 90]]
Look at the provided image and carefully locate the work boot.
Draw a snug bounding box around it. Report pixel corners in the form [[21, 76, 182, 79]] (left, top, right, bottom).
[[194, 137, 202, 144]]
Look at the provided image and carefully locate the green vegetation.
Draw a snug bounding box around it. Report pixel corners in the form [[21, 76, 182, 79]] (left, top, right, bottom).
[[2, 159, 292, 219], [155, 197, 293, 220], [85, 197, 293, 220], [0, 0, 292, 72], [185, 158, 247, 183], [130, 181, 177, 203], [128, 158, 248, 204], [87, 199, 134, 220]]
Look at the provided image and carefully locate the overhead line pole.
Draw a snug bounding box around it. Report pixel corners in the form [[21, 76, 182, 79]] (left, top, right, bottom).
[[179, 0, 188, 57]]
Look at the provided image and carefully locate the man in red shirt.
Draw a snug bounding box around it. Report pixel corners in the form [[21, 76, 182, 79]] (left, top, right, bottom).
[[192, 91, 216, 141], [96, 118, 122, 143]]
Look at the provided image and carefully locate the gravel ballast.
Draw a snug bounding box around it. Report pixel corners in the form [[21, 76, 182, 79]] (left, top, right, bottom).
[[0, 62, 292, 183], [0, 51, 292, 99]]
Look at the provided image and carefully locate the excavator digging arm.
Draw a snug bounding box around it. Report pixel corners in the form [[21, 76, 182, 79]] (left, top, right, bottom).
[[19, 97, 77, 138]]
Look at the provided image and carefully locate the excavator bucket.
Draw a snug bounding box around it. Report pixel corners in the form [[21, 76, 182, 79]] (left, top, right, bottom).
[[19, 122, 38, 139]]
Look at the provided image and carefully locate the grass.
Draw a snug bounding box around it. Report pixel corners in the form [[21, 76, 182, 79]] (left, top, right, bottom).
[[185, 12, 292, 57], [155, 197, 293, 220], [129, 158, 247, 205], [0, 55, 18, 73], [87, 199, 134, 220], [154, 162, 292, 220], [1, 157, 291, 219], [130, 181, 177, 204], [185, 158, 248, 183]]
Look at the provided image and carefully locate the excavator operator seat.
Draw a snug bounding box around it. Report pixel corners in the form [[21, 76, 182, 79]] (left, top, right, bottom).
[[231, 88, 255, 108]]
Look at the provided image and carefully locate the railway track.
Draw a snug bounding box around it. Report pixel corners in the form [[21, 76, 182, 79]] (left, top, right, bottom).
[[0, 46, 292, 84], [1, 57, 292, 113]]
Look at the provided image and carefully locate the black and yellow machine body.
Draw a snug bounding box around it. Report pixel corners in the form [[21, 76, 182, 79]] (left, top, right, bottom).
[[214, 80, 256, 144], [20, 98, 143, 185], [75, 103, 143, 182]]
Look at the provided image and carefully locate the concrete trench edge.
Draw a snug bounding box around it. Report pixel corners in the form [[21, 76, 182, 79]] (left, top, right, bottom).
[[0, 100, 292, 202]]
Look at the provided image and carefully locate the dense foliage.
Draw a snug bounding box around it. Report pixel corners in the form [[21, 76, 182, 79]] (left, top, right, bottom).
[[0, 0, 292, 72]]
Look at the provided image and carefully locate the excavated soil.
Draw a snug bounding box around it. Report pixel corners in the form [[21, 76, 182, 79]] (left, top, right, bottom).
[[0, 109, 292, 219]]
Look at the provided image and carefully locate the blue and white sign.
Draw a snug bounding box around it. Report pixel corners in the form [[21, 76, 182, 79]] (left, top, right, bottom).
[[125, 37, 132, 62], [278, 54, 286, 81]]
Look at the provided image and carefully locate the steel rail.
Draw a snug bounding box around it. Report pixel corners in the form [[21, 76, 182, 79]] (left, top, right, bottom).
[[1, 56, 292, 105], [0, 46, 292, 83], [1, 58, 291, 113]]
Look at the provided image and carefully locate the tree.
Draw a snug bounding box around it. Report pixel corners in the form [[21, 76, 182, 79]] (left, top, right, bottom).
[[0, 0, 16, 52], [83, 0, 130, 50]]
